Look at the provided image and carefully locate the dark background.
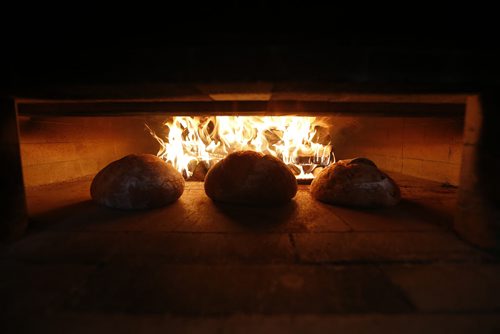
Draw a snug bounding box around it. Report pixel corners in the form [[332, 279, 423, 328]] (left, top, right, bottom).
[[1, 2, 499, 93]]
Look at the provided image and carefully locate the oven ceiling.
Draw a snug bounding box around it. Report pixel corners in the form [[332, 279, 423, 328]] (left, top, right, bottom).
[[2, 30, 500, 99]]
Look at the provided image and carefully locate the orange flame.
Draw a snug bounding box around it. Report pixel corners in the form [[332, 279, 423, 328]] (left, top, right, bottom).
[[148, 116, 334, 179]]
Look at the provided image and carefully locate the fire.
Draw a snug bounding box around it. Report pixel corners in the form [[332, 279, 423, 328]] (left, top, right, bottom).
[[148, 116, 334, 180]]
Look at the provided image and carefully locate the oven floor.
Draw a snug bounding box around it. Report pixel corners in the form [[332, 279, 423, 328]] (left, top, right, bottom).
[[2, 174, 500, 333]]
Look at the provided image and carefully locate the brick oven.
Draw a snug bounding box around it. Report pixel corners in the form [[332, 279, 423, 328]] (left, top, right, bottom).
[[3, 85, 497, 248], [1, 32, 500, 332]]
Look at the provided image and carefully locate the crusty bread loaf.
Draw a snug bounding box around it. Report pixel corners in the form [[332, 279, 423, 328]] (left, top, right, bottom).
[[204, 150, 297, 205], [310, 157, 400, 208], [91, 154, 184, 210]]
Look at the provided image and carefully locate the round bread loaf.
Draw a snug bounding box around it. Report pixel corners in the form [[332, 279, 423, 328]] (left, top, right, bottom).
[[91, 154, 185, 210], [204, 150, 297, 205], [310, 157, 400, 208]]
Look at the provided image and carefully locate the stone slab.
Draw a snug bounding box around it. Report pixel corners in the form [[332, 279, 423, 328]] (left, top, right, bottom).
[[383, 263, 500, 312], [66, 264, 413, 315], [293, 232, 489, 263], [4, 231, 295, 265], [5, 313, 500, 334]]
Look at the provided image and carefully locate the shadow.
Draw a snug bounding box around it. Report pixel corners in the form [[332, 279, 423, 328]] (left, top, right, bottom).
[[314, 195, 456, 231], [395, 198, 455, 228], [27, 198, 189, 233], [28, 199, 96, 231], [211, 200, 298, 229], [341, 198, 454, 227]]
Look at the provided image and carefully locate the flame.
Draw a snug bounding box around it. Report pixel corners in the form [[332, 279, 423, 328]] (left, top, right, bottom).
[[148, 116, 334, 180]]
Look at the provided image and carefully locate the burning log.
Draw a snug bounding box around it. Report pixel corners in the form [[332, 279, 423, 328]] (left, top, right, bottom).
[[287, 164, 301, 176], [312, 125, 331, 145], [301, 164, 316, 174], [264, 129, 283, 143], [190, 161, 209, 181]]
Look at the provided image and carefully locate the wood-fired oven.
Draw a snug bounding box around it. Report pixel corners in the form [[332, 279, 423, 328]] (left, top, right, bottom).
[[2, 28, 500, 332], [2, 87, 497, 250]]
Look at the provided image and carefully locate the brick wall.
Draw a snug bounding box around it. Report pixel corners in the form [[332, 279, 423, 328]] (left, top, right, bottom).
[[19, 116, 158, 187], [18, 114, 464, 187], [331, 115, 464, 185]]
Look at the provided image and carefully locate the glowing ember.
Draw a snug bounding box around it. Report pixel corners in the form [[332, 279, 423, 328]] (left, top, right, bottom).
[[147, 116, 335, 180]]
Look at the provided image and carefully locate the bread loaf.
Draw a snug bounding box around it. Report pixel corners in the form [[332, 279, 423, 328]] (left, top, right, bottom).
[[91, 154, 184, 210], [204, 150, 297, 205], [310, 157, 400, 208]]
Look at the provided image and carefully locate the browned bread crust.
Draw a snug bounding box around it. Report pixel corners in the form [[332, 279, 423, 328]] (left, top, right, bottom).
[[204, 150, 297, 205], [91, 154, 185, 210], [310, 158, 400, 208]]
